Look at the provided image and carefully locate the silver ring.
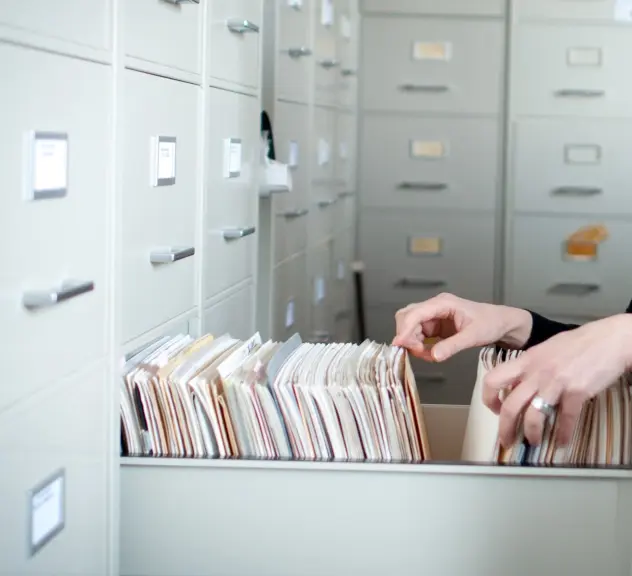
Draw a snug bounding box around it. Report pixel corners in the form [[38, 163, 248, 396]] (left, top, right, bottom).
[[530, 395, 556, 417]]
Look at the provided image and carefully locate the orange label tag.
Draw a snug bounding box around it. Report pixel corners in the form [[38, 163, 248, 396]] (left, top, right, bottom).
[[564, 224, 608, 260]]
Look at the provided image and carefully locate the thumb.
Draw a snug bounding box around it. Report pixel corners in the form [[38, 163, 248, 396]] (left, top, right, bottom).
[[431, 327, 480, 362]]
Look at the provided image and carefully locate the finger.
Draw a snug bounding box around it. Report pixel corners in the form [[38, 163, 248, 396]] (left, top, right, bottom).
[[431, 327, 479, 362], [497, 378, 538, 448], [394, 298, 453, 343], [555, 390, 584, 446], [392, 323, 423, 347], [484, 354, 528, 391], [522, 377, 563, 447]]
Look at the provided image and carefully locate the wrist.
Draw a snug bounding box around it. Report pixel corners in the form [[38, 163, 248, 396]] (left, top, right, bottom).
[[498, 306, 533, 349], [610, 314, 632, 371]]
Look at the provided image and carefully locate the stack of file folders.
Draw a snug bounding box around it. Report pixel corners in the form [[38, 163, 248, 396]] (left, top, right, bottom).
[[462, 346, 632, 467], [120, 332, 431, 462]]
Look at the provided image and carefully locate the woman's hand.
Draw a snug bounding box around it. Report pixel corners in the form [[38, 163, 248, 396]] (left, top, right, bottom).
[[392, 293, 533, 362], [483, 313, 632, 448]]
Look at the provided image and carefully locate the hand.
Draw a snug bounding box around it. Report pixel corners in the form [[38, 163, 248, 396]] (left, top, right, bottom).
[[483, 314, 632, 448], [392, 293, 533, 362]]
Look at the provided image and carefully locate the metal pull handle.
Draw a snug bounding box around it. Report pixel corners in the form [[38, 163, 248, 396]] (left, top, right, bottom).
[[318, 59, 339, 69], [416, 373, 447, 386], [399, 84, 449, 93], [281, 208, 309, 219], [222, 226, 256, 240], [22, 280, 94, 310], [551, 186, 602, 197], [287, 47, 312, 58], [149, 247, 195, 264], [548, 282, 600, 297], [337, 191, 354, 198], [162, 0, 199, 4], [341, 68, 356, 77], [555, 89, 605, 98], [227, 19, 260, 33], [335, 310, 351, 320], [398, 182, 448, 192], [317, 198, 338, 208], [396, 278, 447, 289]]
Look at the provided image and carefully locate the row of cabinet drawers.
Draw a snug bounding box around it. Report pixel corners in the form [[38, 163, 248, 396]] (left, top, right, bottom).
[[358, 207, 632, 320]]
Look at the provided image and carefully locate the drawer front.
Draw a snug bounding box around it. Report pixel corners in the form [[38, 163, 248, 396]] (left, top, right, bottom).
[[203, 283, 255, 340], [121, 70, 198, 343], [334, 312, 354, 342], [314, 2, 339, 106], [507, 215, 632, 318], [362, 0, 505, 16], [273, 253, 309, 341], [513, 23, 632, 118], [513, 119, 632, 216], [309, 184, 338, 245], [361, 115, 499, 212], [335, 111, 357, 191], [0, 363, 108, 574], [514, 0, 623, 21], [358, 208, 496, 307], [312, 105, 336, 183], [337, 74, 358, 109], [333, 189, 356, 235], [366, 306, 479, 405], [0, 0, 111, 53], [205, 89, 259, 300], [1, 45, 108, 403], [332, 228, 355, 314], [209, 0, 262, 90], [362, 17, 504, 115], [308, 240, 334, 337], [124, 0, 201, 75]]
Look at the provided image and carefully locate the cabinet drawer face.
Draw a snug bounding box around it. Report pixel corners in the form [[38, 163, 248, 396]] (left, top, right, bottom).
[[1, 45, 108, 400], [365, 306, 479, 405], [312, 106, 336, 183], [361, 115, 499, 212], [209, 0, 262, 90], [513, 24, 632, 118], [125, 0, 201, 75], [308, 240, 334, 336], [273, 253, 308, 341], [507, 215, 632, 318], [309, 184, 338, 245], [333, 189, 356, 235], [278, 0, 310, 50], [362, 17, 504, 114], [313, 4, 338, 105], [513, 119, 632, 216], [332, 228, 355, 314], [205, 89, 259, 300], [203, 283, 255, 340], [358, 209, 496, 307], [362, 0, 505, 16], [0, 0, 111, 54], [514, 0, 622, 22], [0, 363, 108, 574], [335, 111, 357, 191], [120, 70, 198, 344]]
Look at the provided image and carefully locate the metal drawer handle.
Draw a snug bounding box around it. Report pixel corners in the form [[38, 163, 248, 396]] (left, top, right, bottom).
[[318, 59, 339, 69], [555, 89, 605, 98], [335, 310, 351, 320], [341, 68, 356, 77], [551, 186, 602, 197], [281, 208, 309, 219], [337, 191, 354, 198], [317, 198, 338, 208], [22, 280, 94, 310], [548, 282, 600, 297], [149, 247, 195, 264], [396, 278, 447, 289], [399, 84, 449, 93], [398, 182, 448, 192], [287, 47, 312, 58], [416, 373, 447, 386], [162, 0, 199, 4], [226, 19, 260, 34], [222, 226, 256, 240]]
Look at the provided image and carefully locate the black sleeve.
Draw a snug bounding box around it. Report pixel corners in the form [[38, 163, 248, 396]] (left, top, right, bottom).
[[521, 311, 578, 350]]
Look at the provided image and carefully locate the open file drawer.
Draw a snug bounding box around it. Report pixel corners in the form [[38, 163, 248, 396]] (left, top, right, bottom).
[[120, 404, 632, 576]]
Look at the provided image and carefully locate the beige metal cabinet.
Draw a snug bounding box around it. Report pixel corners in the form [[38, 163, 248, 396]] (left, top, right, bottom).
[[308, 240, 334, 338], [273, 253, 308, 341], [277, 0, 312, 104], [514, 0, 628, 22], [202, 283, 255, 341], [361, 0, 505, 17]]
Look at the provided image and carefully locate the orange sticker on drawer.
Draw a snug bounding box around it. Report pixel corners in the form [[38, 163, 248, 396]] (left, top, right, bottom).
[[413, 41, 452, 61], [410, 140, 446, 159], [564, 224, 608, 261], [408, 236, 442, 256]]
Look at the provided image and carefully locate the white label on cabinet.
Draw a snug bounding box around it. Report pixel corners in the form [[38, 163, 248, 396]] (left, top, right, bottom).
[[410, 140, 446, 159], [288, 0, 303, 8], [318, 139, 330, 166], [412, 41, 452, 61], [288, 140, 300, 168], [615, 0, 632, 21], [314, 276, 326, 303], [341, 15, 352, 39], [567, 47, 602, 67], [339, 142, 348, 160], [285, 299, 295, 328], [223, 138, 242, 178], [337, 260, 345, 280], [564, 144, 601, 165], [151, 136, 177, 186], [27, 132, 68, 200], [29, 470, 65, 556], [321, 0, 334, 25]]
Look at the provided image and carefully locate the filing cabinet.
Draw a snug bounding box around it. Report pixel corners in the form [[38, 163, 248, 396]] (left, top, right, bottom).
[[205, 88, 259, 301], [361, 115, 499, 212], [124, 0, 202, 77], [361, 17, 504, 115], [513, 0, 628, 22], [1, 44, 109, 411], [332, 227, 354, 316], [361, 0, 505, 17], [334, 111, 357, 192], [120, 69, 198, 343], [313, 0, 339, 106], [309, 184, 338, 245], [273, 252, 309, 341], [312, 105, 337, 184], [208, 0, 263, 91], [308, 239, 335, 339], [202, 283, 256, 341], [333, 189, 356, 234]]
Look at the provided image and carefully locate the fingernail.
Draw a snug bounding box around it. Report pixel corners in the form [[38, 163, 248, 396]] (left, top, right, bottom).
[[432, 348, 445, 362]]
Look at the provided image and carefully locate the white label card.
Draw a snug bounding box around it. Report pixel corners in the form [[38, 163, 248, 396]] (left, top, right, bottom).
[[288, 140, 299, 168], [314, 276, 326, 303], [341, 15, 352, 39], [30, 471, 64, 556], [285, 299, 295, 328], [565, 144, 601, 165], [318, 139, 330, 166], [321, 0, 334, 26], [339, 142, 348, 160], [337, 260, 345, 280], [288, 0, 303, 7], [28, 132, 68, 200], [223, 138, 242, 178], [413, 41, 452, 61]]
